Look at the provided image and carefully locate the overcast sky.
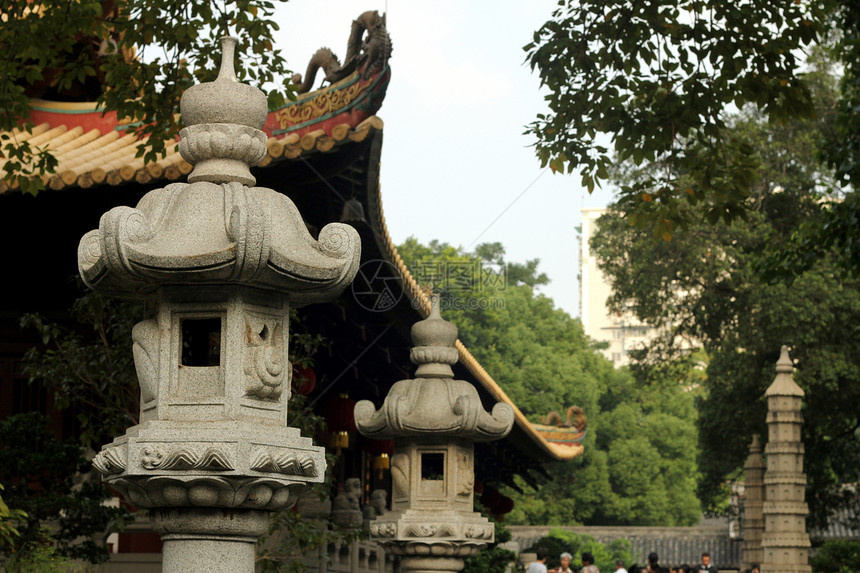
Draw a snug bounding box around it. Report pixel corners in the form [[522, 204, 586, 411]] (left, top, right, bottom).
[[274, 1, 615, 317]]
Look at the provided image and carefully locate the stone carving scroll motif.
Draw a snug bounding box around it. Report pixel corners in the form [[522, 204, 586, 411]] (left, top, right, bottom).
[[113, 475, 304, 511], [456, 452, 473, 497], [141, 446, 233, 471], [369, 522, 396, 538], [406, 523, 456, 538], [249, 448, 316, 477], [132, 319, 159, 402], [463, 525, 493, 540], [93, 446, 127, 476], [391, 452, 409, 499], [244, 318, 286, 400]]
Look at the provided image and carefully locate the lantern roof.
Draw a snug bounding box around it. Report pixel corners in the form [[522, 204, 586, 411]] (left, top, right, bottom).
[[76, 36, 361, 303], [354, 297, 515, 442]]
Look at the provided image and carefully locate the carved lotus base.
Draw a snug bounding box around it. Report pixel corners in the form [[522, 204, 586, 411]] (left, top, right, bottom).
[[111, 475, 306, 511], [179, 123, 267, 186], [93, 421, 325, 510]]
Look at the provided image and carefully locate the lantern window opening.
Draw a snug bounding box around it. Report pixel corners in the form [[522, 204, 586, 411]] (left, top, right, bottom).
[[180, 317, 222, 367], [421, 452, 445, 481]]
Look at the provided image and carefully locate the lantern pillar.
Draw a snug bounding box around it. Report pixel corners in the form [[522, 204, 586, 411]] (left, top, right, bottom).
[[79, 37, 361, 573], [355, 297, 515, 573]]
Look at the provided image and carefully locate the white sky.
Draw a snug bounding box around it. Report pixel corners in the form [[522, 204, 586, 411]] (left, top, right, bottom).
[[275, 1, 615, 317]]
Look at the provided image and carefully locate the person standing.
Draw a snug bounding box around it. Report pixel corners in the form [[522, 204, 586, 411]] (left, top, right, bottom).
[[582, 552, 599, 573], [646, 552, 669, 573], [614, 559, 628, 573], [694, 553, 717, 573], [528, 547, 550, 573], [555, 552, 574, 573]]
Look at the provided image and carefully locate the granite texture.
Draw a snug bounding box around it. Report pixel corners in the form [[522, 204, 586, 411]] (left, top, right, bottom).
[[357, 297, 514, 573], [81, 36, 361, 573]]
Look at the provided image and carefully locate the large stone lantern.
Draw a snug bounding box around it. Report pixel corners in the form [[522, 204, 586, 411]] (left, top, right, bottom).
[[79, 37, 361, 573], [354, 298, 515, 573]]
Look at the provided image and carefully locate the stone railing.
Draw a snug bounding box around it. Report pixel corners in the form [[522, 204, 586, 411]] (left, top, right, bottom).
[[300, 540, 396, 573]]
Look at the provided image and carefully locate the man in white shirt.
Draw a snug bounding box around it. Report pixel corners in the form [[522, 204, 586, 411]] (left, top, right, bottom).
[[527, 547, 549, 573], [695, 552, 718, 573], [614, 559, 628, 573]]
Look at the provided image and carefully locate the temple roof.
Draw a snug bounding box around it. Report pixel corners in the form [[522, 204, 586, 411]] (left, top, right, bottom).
[[0, 40, 583, 469], [0, 100, 383, 193]]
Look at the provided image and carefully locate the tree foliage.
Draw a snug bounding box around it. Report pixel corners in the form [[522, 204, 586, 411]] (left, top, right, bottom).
[[590, 97, 860, 522], [811, 540, 860, 573], [523, 528, 634, 573], [0, 413, 129, 564], [1, 0, 293, 193], [20, 289, 142, 449], [526, 0, 824, 239], [397, 238, 701, 526]]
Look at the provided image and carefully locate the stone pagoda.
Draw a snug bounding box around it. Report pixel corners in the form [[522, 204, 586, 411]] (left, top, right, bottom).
[[79, 37, 361, 573], [354, 297, 515, 573], [741, 434, 765, 571], [760, 346, 811, 573]]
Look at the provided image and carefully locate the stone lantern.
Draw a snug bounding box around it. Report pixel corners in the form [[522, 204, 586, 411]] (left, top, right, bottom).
[[79, 37, 361, 573], [354, 298, 515, 573]]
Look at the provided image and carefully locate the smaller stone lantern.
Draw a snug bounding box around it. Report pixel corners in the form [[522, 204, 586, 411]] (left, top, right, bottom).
[[354, 297, 514, 573]]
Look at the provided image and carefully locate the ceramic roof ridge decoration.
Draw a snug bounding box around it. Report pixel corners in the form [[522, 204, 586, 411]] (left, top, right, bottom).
[[354, 296, 515, 441], [78, 38, 361, 304]]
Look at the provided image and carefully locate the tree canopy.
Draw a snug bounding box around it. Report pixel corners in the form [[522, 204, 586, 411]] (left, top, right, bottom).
[[589, 87, 860, 523], [1, 0, 292, 193], [525, 0, 860, 270], [397, 238, 701, 526]]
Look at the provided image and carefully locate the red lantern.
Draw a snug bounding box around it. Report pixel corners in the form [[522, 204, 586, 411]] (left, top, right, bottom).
[[291, 363, 317, 395], [322, 394, 357, 433], [480, 486, 501, 509], [361, 438, 394, 457], [494, 495, 514, 516]]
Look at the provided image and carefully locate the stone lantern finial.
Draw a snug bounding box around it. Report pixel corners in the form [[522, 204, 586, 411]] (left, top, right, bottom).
[[355, 300, 514, 573], [178, 36, 269, 186], [410, 294, 459, 378], [81, 36, 361, 573]]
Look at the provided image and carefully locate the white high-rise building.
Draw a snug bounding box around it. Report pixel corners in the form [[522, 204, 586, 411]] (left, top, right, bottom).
[[579, 208, 658, 367]]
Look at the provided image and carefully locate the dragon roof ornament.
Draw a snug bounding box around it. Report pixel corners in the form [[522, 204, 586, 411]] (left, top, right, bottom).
[[292, 10, 392, 94]]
